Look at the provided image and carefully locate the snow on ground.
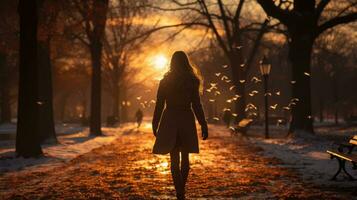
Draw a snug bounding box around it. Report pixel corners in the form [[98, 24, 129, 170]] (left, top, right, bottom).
[[0, 123, 85, 137], [246, 125, 357, 188], [0, 123, 139, 174]]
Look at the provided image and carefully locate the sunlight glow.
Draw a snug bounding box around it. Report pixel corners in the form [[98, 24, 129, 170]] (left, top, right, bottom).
[[151, 54, 168, 71]]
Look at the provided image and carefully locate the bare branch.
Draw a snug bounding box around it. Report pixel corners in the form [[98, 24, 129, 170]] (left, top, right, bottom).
[[217, 0, 233, 48], [315, 0, 331, 20], [198, 0, 229, 55], [317, 12, 357, 36]]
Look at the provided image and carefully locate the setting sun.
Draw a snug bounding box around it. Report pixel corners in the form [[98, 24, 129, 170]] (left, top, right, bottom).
[[151, 54, 168, 70]]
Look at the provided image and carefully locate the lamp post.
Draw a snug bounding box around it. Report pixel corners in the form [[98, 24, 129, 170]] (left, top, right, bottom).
[[260, 55, 271, 139]]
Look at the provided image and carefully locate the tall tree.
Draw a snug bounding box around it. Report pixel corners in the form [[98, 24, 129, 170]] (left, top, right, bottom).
[[103, 0, 150, 124], [16, 0, 43, 157], [37, 0, 59, 143], [71, 0, 109, 135], [0, 52, 12, 123], [0, 0, 19, 124], [257, 0, 357, 133]]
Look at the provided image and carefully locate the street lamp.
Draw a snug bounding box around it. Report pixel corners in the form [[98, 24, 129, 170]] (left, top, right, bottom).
[[260, 55, 271, 139]]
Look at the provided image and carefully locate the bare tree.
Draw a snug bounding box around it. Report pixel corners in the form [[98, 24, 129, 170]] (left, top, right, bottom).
[[312, 29, 356, 125], [257, 0, 357, 133], [0, 0, 19, 124], [37, 0, 61, 143], [0, 52, 11, 123], [102, 0, 149, 123], [16, 0, 43, 157], [69, 0, 109, 136]]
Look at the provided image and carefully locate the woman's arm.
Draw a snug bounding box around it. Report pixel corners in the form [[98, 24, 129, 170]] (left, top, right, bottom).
[[192, 80, 208, 140], [152, 81, 165, 136], [192, 80, 207, 127]]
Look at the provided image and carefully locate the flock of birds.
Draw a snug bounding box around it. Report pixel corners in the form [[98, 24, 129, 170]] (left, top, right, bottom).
[[132, 63, 313, 122], [202, 63, 309, 122]]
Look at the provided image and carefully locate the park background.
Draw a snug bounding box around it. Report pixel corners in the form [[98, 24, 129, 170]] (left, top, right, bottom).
[[0, 0, 356, 199]]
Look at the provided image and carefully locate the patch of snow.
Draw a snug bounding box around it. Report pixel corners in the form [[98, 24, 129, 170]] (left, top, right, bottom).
[[0, 123, 138, 174], [251, 128, 357, 188], [0, 123, 86, 136]]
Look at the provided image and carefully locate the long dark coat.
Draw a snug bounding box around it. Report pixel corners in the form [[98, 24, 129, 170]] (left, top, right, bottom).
[[152, 75, 207, 154]]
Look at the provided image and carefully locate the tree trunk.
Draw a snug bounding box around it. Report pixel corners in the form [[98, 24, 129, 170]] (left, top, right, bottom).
[[89, 41, 103, 136], [37, 40, 57, 143], [333, 78, 339, 125], [16, 0, 43, 157], [112, 84, 120, 122], [87, 0, 108, 135], [288, 33, 314, 133], [120, 85, 128, 122], [319, 97, 324, 123], [229, 51, 246, 124], [0, 85, 11, 123], [59, 93, 68, 122], [0, 53, 12, 123], [112, 64, 120, 123]]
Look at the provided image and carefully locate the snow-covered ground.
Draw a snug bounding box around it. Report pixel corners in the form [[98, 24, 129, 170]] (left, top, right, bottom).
[[247, 125, 357, 188], [0, 123, 140, 174], [0, 123, 85, 137]]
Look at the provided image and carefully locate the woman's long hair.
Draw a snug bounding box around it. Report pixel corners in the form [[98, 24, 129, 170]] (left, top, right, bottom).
[[165, 51, 203, 93]]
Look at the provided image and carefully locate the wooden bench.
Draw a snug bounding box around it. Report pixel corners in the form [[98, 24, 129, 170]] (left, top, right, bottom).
[[230, 119, 253, 136], [326, 135, 357, 180]]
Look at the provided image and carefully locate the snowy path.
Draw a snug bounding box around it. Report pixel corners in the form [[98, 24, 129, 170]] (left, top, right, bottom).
[[0, 123, 355, 199]]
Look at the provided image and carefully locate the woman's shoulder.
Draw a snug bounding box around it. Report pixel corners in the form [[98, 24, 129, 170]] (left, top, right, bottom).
[[159, 75, 170, 85]]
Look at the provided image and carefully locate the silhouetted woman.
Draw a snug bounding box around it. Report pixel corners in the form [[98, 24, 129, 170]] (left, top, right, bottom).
[[152, 51, 208, 199]]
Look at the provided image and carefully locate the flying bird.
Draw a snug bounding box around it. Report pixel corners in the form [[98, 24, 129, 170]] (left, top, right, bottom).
[[264, 92, 272, 96], [251, 76, 261, 83], [270, 104, 278, 110], [221, 75, 228, 80], [283, 106, 290, 110]]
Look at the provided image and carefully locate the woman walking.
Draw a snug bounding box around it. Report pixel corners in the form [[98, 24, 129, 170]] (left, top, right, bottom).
[[152, 51, 208, 199]]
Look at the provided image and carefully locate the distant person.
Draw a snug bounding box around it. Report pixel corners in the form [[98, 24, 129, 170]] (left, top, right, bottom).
[[222, 109, 232, 128], [135, 109, 143, 128], [152, 51, 208, 200]]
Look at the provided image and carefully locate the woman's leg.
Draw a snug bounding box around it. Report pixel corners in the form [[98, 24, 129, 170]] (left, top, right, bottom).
[[180, 151, 190, 186], [170, 146, 184, 197]]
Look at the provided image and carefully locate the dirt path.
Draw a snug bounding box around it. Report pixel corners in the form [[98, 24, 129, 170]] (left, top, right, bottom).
[[0, 124, 354, 199]]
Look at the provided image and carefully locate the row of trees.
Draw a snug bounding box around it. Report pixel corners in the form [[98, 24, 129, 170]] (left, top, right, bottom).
[[8, 0, 157, 157], [151, 0, 356, 133], [1, 0, 356, 157]]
